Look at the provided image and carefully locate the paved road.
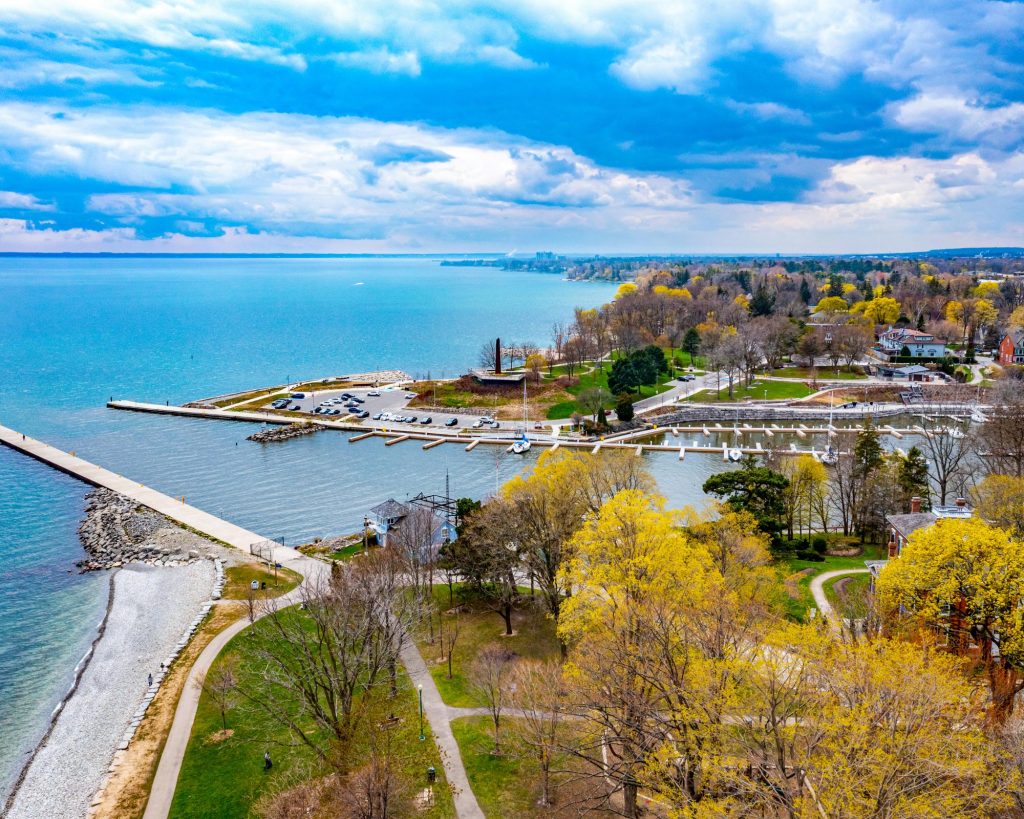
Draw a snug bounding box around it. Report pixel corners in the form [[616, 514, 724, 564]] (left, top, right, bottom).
[[809, 568, 870, 633]]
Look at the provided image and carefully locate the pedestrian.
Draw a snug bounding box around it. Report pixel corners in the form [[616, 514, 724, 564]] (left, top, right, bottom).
[[148, 672, 153, 687], [263, 751, 273, 771]]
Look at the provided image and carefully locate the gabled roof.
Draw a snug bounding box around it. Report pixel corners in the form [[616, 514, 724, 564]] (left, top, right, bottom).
[[886, 511, 937, 539]]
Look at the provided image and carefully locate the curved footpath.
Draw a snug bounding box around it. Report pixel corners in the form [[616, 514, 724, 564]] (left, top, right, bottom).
[[809, 568, 870, 633], [143, 553, 485, 819]]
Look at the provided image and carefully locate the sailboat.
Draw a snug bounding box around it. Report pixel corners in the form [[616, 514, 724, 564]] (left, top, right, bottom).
[[726, 407, 743, 461], [821, 394, 839, 465], [511, 379, 531, 454]]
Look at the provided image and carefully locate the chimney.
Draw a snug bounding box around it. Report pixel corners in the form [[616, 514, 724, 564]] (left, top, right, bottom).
[[956, 497, 967, 508], [910, 496, 921, 514]]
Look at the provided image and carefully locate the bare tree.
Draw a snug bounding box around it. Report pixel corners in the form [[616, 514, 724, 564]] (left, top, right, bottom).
[[236, 552, 421, 767], [551, 322, 567, 367], [576, 386, 611, 420], [478, 338, 498, 371], [440, 610, 461, 680], [337, 727, 412, 819], [976, 381, 1024, 477], [195, 654, 239, 731], [244, 582, 261, 624], [391, 506, 441, 596], [510, 660, 565, 807], [469, 644, 517, 754], [834, 323, 873, 369], [916, 408, 974, 505]]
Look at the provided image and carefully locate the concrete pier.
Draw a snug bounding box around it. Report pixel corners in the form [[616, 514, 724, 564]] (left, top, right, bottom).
[[0, 423, 302, 560]]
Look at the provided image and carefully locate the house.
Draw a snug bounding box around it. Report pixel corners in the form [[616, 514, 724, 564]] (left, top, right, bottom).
[[877, 363, 935, 382], [868, 497, 973, 586], [369, 496, 458, 550], [876, 326, 947, 361], [997, 330, 1024, 365]]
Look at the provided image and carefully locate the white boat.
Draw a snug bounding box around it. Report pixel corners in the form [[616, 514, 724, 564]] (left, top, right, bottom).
[[726, 447, 743, 462], [511, 380, 531, 454]]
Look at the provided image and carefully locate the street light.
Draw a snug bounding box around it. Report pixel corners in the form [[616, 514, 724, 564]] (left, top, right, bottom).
[[418, 684, 425, 741]]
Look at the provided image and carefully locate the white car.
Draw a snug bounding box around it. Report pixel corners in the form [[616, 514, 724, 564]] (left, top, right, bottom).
[[405, 392, 416, 399], [367, 390, 381, 397]]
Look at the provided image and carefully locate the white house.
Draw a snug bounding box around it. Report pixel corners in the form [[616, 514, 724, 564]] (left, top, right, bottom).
[[876, 326, 947, 361]]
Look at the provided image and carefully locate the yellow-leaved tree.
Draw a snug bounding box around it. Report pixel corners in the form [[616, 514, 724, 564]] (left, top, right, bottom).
[[876, 517, 1024, 720], [557, 490, 718, 818], [852, 295, 900, 325], [972, 474, 1024, 538], [724, 626, 1011, 818], [815, 295, 848, 314]]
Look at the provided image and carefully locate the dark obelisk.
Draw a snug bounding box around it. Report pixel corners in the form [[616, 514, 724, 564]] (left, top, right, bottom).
[[495, 338, 502, 374]]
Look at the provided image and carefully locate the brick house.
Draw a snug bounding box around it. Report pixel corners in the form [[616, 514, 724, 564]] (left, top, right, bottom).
[[867, 497, 973, 587], [997, 330, 1024, 365]]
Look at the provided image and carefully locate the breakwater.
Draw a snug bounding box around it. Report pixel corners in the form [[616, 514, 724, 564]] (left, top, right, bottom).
[[247, 422, 324, 443]]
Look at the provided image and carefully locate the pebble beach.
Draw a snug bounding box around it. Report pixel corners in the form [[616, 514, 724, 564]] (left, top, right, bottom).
[[6, 562, 215, 819]]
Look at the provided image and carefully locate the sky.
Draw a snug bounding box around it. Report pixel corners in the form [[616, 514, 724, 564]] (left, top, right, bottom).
[[0, 0, 1022, 254]]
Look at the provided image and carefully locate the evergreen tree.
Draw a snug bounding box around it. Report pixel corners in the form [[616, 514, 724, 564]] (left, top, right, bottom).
[[608, 357, 639, 395], [615, 393, 634, 422], [749, 285, 775, 316], [896, 446, 931, 511], [827, 274, 844, 298], [853, 419, 884, 480], [596, 406, 608, 428], [702, 457, 790, 541], [799, 278, 812, 304], [683, 328, 701, 364]]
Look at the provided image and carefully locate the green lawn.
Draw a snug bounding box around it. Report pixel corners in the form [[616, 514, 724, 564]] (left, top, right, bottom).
[[779, 544, 884, 620], [417, 585, 562, 708], [543, 360, 677, 420], [452, 716, 576, 818], [170, 609, 455, 819], [221, 563, 302, 600], [687, 379, 814, 403], [824, 572, 872, 618], [767, 366, 866, 380]]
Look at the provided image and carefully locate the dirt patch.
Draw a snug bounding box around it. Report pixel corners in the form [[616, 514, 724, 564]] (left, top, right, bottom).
[[826, 546, 862, 557], [204, 729, 234, 745], [90, 603, 244, 819]]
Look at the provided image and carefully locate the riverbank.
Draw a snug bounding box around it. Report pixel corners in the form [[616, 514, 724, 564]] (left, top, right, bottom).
[[5, 562, 216, 819]]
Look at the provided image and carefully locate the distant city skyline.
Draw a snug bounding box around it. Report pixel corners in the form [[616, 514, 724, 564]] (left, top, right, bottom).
[[0, 1, 1022, 254]]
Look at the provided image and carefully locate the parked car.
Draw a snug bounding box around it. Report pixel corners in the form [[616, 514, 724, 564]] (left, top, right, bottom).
[[445, 418, 458, 427], [406, 416, 417, 423], [358, 410, 370, 418], [313, 407, 324, 414], [420, 417, 432, 424], [680, 375, 696, 382], [372, 412, 383, 420], [367, 390, 381, 397], [290, 392, 306, 399], [351, 397, 364, 404]]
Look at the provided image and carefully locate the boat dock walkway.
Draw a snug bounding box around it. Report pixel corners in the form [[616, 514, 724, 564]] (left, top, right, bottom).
[[0, 422, 302, 561]]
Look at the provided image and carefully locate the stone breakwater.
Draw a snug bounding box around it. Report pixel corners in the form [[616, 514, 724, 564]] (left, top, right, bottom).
[[247, 422, 323, 443], [76, 488, 227, 572]]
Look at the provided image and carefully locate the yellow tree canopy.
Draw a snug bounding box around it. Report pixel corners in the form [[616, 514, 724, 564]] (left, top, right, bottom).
[[815, 296, 848, 313], [974, 281, 1001, 298], [852, 296, 900, 324], [652, 284, 693, 300], [876, 517, 1024, 718], [972, 474, 1024, 537], [614, 282, 638, 300], [1010, 304, 1024, 331]]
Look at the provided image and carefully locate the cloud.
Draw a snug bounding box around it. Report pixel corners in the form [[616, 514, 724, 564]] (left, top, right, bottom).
[[0, 190, 54, 210], [889, 92, 1024, 147], [725, 100, 811, 125]]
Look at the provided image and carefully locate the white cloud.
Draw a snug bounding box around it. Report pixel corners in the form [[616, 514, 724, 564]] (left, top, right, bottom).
[[0, 190, 53, 209], [725, 100, 811, 125], [889, 92, 1024, 146], [332, 48, 421, 76]]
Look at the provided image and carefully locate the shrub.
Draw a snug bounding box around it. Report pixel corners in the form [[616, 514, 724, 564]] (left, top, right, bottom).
[[812, 536, 828, 554]]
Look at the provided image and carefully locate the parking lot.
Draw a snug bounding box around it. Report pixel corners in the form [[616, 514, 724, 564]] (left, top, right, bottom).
[[269, 386, 515, 434]]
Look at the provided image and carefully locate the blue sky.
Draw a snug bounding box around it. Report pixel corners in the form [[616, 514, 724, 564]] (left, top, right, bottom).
[[0, 1, 1022, 253]]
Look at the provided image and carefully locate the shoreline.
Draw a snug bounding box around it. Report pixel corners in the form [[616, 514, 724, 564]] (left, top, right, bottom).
[[2, 573, 117, 815], [5, 563, 215, 819]]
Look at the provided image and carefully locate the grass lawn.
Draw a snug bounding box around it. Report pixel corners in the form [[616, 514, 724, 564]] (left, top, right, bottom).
[[211, 387, 285, 408], [824, 572, 872, 618], [767, 366, 866, 380], [452, 716, 583, 818], [779, 543, 884, 620], [687, 379, 814, 403], [417, 584, 561, 708], [222, 563, 302, 600], [170, 609, 455, 819]]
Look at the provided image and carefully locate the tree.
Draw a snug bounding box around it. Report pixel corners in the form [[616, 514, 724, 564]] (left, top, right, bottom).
[[607, 355, 640, 395], [796, 329, 824, 367], [976, 382, 1024, 477], [972, 474, 1024, 537], [896, 445, 931, 511], [510, 661, 565, 807], [815, 295, 848, 314], [469, 644, 517, 754], [615, 393, 634, 422], [799, 278, 812, 305], [391, 505, 441, 596], [238, 551, 422, 768], [833, 323, 872, 368], [780, 454, 828, 539], [576, 386, 611, 420], [458, 500, 522, 635], [478, 338, 498, 370], [682, 326, 701, 365], [702, 457, 789, 540], [916, 411, 973, 505], [857, 295, 900, 324], [196, 654, 239, 731], [877, 518, 1024, 721], [558, 490, 715, 818], [525, 352, 547, 381], [749, 284, 775, 316]]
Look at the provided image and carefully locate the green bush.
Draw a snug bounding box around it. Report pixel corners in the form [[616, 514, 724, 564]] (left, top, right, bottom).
[[812, 536, 828, 554]]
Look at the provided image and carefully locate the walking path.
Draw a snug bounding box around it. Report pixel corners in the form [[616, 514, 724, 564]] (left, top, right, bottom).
[[399, 641, 486, 819], [809, 568, 870, 633], [0, 423, 302, 561]]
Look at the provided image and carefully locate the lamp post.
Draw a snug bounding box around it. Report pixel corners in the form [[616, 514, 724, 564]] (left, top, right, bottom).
[[418, 684, 425, 741]]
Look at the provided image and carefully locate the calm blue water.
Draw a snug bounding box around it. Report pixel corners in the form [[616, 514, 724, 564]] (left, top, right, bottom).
[[0, 256, 729, 797]]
